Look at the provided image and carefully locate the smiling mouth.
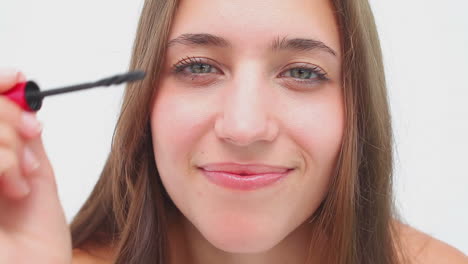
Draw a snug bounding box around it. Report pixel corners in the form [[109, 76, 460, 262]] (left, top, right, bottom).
[[198, 163, 294, 175], [196, 163, 296, 191], [208, 169, 294, 177]]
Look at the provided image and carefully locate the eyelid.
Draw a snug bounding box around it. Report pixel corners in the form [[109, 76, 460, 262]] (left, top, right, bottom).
[[278, 62, 328, 77], [172, 56, 224, 74]]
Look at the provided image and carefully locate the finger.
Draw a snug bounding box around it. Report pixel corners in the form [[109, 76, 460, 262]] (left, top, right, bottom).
[[0, 135, 58, 227], [0, 68, 25, 93], [0, 122, 22, 157], [0, 121, 39, 199], [0, 137, 67, 242], [21, 145, 41, 176], [0, 98, 43, 139], [0, 131, 71, 260], [0, 96, 23, 125], [25, 135, 55, 184], [0, 149, 30, 199], [16, 71, 27, 82]]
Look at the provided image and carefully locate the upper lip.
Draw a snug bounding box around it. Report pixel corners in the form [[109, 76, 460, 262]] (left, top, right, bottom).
[[199, 163, 293, 175]]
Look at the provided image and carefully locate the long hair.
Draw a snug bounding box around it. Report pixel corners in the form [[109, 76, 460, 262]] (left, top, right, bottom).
[[70, 0, 406, 263]]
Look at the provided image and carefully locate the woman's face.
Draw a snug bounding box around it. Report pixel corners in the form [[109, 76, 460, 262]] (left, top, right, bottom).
[[151, 0, 343, 253]]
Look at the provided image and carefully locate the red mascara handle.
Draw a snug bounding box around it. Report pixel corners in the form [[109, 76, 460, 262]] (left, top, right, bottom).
[[2, 81, 42, 112]]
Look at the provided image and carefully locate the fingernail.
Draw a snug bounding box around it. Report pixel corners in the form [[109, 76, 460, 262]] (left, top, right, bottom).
[[14, 177, 31, 196], [21, 111, 43, 135], [23, 146, 40, 173], [16, 71, 27, 82]]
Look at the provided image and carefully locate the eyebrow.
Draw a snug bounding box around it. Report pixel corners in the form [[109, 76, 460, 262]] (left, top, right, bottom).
[[271, 35, 337, 56], [167, 33, 337, 57]]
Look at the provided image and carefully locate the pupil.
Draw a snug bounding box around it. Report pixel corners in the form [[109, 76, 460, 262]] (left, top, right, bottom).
[[292, 68, 314, 79], [192, 63, 210, 73]]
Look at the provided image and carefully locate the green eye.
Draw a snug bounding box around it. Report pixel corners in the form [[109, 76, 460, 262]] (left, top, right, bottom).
[[190, 63, 212, 74], [172, 56, 219, 75], [289, 68, 318, 79], [279, 64, 329, 85]]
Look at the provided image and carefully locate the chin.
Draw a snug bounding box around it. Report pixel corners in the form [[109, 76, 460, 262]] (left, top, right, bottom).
[[194, 215, 285, 253]]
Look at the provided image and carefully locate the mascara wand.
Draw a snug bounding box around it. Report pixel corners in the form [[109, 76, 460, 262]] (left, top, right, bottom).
[[2, 71, 146, 112]]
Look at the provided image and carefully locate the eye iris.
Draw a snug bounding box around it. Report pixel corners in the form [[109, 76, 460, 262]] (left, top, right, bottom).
[[191, 63, 211, 73], [291, 68, 316, 79]]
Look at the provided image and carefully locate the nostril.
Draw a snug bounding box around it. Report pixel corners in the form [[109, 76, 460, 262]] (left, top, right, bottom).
[[214, 111, 278, 147]]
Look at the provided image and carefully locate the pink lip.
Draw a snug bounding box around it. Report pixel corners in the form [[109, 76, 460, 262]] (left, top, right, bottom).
[[199, 163, 294, 191]]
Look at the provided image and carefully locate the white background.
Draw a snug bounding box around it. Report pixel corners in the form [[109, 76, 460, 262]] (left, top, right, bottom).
[[1, 0, 467, 254]]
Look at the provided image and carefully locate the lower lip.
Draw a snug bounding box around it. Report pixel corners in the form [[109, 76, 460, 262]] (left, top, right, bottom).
[[200, 169, 293, 191]]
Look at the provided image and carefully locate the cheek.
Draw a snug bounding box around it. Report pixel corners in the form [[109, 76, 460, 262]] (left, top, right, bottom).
[[150, 89, 204, 209], [282, 87, 344, 185], [303, 104, 343, 167], [277, 87, 344, 222], [150, 86, 214, 179]]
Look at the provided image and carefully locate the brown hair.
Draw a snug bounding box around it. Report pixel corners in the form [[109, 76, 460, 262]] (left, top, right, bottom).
[[70, 0, 406, 263]]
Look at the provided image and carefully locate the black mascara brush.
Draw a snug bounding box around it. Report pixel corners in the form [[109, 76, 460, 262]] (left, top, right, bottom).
[[2, 71, 146, 112]]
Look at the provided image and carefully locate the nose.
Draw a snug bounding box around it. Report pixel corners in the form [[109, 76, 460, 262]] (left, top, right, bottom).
[[214, 69, 279, 147]]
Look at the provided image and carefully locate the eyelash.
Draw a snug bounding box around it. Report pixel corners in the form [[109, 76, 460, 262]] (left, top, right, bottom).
[[171, 56, 330, 85], [172, 56, 214, 75]]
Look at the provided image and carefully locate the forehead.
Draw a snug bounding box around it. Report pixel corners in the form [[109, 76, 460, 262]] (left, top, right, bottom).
[[168, 0, 340, 56]]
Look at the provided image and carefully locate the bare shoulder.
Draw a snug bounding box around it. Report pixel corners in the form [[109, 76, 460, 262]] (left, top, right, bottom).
[[72, 243, 115, 264], [394, 221, 468, 264]]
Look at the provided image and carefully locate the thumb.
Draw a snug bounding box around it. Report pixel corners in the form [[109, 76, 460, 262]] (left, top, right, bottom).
[[22, 133, 63, 215], [25, 132, 57, 189], [0, 133, 72, 262], [6, 134, 69, 241]]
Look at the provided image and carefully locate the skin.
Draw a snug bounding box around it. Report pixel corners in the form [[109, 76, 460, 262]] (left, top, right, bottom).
[[0, 69, 71, 263], [70, 0, 468, 263], [0, 2, 465, 262], [151, 0, 343, 263]]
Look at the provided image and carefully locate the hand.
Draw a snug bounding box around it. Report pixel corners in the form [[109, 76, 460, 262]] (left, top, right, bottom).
[[0, 68, 72, 263]]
